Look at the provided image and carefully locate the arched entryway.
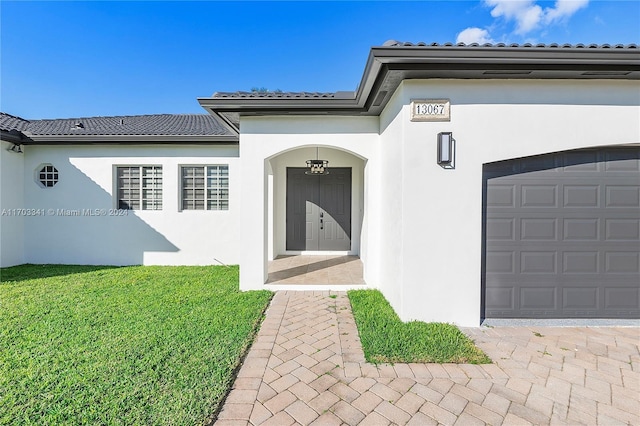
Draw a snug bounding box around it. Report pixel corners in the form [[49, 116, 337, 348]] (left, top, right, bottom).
[[265, 145, 367, 286]]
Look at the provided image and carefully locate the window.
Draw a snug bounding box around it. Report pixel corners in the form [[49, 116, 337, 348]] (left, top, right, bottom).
[[181, 165, 229, 210], [37, 164, 59, 187], [117, 166, 162, 210]]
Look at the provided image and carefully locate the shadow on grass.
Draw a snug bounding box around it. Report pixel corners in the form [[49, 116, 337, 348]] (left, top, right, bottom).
[[0, 264, 123, 284]]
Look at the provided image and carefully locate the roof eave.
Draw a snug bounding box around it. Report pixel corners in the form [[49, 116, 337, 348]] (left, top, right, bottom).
[[199, 45, 640, 122], [208, 111, 240, 137], [370, 45, 640, 64], [198, 97, 362, 111], [1, 129, 29, 144], [21, 134, 238, 145]]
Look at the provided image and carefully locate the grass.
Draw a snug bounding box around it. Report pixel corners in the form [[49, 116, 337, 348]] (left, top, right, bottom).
[[348, 289, 491, 364], [0, 264, 272, 425]]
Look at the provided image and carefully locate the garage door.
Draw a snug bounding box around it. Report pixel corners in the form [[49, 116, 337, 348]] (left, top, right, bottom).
[[483, 147, 640, 319]]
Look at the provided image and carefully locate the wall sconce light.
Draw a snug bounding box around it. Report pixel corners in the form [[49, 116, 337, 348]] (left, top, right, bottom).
[[8, 144, 23, 153], [437, 132, 454, 169]]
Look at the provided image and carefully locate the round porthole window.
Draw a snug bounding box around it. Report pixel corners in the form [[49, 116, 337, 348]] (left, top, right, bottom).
[[36, 164, 59, 188]]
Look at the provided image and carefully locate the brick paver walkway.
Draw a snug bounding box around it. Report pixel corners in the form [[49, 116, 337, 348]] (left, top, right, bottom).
[[216, 291, 640, 425]]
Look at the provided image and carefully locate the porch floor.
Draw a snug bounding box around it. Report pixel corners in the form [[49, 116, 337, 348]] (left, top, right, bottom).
[[266, 255, 365, 285]]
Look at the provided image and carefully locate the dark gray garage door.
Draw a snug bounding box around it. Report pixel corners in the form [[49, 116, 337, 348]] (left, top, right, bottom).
[[483, 147, 640, 319]]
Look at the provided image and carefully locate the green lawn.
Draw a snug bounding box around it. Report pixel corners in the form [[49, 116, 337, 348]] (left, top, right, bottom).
[[0, 264, 272, 425], [348, 289, 491, 364]]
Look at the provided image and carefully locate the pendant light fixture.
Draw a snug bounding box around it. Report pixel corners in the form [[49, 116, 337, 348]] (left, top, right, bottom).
[[305, 147, 329, 175]]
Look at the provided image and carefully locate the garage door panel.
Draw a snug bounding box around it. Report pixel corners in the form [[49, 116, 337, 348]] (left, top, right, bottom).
[[484, 147, 640, 319], [604, 288, 639, 310], [606, 186, 640, 207], [487, 185, 516, 207], [521, 251, 557, 274], [563, 252, 599, 273], [520, 286, 557, 310], [563, 161, 600, 172], [605, 252, 640, 273], [521, 155, 560, 173], [486, 287, 515, 310], [605, 151, 640, 171], [486, 218, 515, 240], [521, 218, 557, 240], [563, 185, 600, 207], [605, 219, 639, 240], [521, 185, 558, 207], [486, 251, 515, 273], [563, 218, 599, 240], [563, 287, 599, 309]]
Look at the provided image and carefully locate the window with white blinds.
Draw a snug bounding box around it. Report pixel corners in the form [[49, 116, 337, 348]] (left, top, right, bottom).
[[117, 166, 162, 210], [181, 165, 229, 210]]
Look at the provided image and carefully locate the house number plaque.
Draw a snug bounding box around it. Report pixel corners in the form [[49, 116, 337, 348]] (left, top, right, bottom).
[[410, 99, 450, 122]]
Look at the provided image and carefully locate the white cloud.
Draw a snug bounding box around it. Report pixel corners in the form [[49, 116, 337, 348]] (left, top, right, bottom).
[[483, 0, 589, 35], [485, 0, 543, 34], [454, 0, 589, 46], [456, 27, 495, 45], [544, 0, 589, 24]]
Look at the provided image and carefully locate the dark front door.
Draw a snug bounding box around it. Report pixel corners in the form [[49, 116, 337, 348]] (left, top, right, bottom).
[[286, 167, 352, 251]]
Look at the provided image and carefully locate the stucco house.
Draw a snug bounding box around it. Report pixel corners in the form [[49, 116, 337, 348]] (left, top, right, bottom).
[[1, 41, 639, 326]]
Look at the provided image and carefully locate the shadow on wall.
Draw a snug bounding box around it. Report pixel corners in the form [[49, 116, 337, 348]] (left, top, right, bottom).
[[24, 159, 178, 265]]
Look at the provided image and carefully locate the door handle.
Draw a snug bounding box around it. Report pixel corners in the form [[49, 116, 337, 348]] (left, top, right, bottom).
[[320, 211, 323, 230]]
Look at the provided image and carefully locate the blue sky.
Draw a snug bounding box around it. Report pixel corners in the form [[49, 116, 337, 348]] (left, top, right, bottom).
[[1, 1, 638, 119]]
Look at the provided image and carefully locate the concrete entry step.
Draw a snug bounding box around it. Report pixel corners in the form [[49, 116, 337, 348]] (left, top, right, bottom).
[[267, 255, 365, 286]]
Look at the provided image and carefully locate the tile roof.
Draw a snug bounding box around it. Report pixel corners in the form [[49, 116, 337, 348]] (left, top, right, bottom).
[[213, 91, 337, 99], [208, 42, 638, 104], [0, 112, 30, 132], [382, 40, 639, 49], [1, 113, 233, 137]]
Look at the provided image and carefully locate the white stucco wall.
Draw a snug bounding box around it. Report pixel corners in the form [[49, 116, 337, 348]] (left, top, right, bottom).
[[377, 88, 407, 316], [0, 140, 25, 267], [20, 144, 240, 266], [235, 79, 638, 326], [237, 116, 379, 290], [380, 79, 639, 326]]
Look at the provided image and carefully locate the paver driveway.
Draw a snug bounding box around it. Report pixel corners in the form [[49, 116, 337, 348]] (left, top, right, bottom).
[[216, 291, 640, 425]]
